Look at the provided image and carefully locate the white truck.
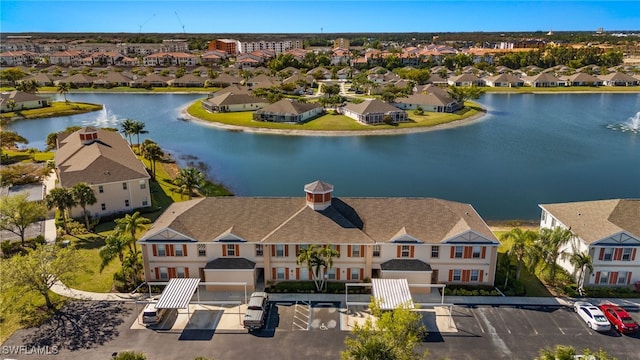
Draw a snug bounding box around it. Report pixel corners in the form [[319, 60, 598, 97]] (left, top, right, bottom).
[[243, 292, 269, 331]]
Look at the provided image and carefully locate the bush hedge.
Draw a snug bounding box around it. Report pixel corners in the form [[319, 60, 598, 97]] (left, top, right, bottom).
[[443, 284, 501, 296], [268, 281, 370, 294], [582, 286, 638, 298]]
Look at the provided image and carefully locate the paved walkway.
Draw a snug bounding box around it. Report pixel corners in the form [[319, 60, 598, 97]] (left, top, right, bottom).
[[50, 281, 640, 308]]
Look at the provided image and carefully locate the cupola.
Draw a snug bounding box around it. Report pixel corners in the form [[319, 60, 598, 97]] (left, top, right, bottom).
[[304, 180, 333, 211], [79, 126, 99, 144]]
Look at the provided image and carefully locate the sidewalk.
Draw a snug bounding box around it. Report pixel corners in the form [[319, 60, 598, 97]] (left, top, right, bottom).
[[51, 281, 144, 302]]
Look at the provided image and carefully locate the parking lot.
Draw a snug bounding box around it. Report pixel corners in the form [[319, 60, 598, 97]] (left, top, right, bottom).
[[4, 301, 639, 360]]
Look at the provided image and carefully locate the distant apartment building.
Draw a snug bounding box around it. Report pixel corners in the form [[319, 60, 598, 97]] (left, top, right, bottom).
[[237, 39, 302, 54], [209, 39, 238, 55], [333, 38, 350, 49]]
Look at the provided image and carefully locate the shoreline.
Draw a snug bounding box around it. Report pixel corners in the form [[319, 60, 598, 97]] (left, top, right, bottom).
[[178, 107, 489, 137]]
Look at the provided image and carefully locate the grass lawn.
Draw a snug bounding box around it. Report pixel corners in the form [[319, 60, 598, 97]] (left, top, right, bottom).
[[2, 149, 54, 163], [0, 101, 102, 121], [187, 99, 483, 132], [64, 233, 120, 293], [0, 287, 66, 344]]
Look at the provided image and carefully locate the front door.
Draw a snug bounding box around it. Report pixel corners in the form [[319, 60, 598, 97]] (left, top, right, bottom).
[[431, 269, 439, 284]]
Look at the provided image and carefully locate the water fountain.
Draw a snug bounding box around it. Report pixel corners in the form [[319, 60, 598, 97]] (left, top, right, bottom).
[[83, 106, 120, 127], [606, 111, 640, 134]]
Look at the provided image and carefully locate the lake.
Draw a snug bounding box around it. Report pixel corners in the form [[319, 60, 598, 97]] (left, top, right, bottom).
[[6, 92, 640, 220]]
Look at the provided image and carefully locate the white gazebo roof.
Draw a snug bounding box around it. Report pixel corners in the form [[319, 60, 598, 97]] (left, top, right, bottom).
[[155, 278, 200, 309], [372, 278, 414, 310]]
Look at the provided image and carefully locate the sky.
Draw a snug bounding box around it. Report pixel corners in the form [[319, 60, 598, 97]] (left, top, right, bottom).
[[1, 0, 639, 34]]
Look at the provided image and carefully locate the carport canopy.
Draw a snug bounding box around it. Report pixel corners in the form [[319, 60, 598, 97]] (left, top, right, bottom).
[[156, 278, 200, 309], [372, 278, 414, 310]]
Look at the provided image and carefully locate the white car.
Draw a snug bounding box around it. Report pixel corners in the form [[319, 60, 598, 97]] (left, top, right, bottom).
[[573, 301, 611, 332]]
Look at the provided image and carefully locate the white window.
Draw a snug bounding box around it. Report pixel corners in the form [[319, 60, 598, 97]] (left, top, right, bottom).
[[551, 218, 556, 227], [226, 244, 236, 256], [139, 180, 146, 189], [125, 199, 130, 207], [101, 203, 106, 211], [603, 248, 613, 261], [142, 199, 148, 206], [175, 246, 183, 257], [453, 269, 461, 281], [617, 272, 628, 285], [541, 210, 546, 222], [470, 270, 479, 282], [159, 267, 168, 280], [98, 185, 104, 193], [622, 248, 632, 261], [157, 245, 166, 257], [198, 244, 206, 257], [599, 271, 610, 284], [401, 245, 410, 258], [350, 268, 360, 281], [372, 245, 381, 257], [275, 244, 285, 257], [122, 182, 127, 190], [276, 267, 286, 280], [327, 268, 336, 280], [255, 244, 263, 257], [431, 246, 439, 258], [351, 246, 361, 257], [300, 267, 309, 280], [472, 246, 482, 258], [454, 246, 463, 258], [176, 267, 185, 278], [298, 244, 308, 255]]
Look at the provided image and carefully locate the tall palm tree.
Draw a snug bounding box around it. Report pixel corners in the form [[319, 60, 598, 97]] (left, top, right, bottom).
[[296, 244, 340, 292], [563, 251, 593, 289], [119, 118, 137, 146], [45, 187, 76, 234], [57, 82, 69, 102], [71, 182, 97, 230], [114, 211, 151, 252], [500, 227, 539, 280], [141, 141, 164, 181], [130, 120, 148, 147], [174, 167, 205, 200], [538, 226, 574, 284], [98, 233, 131, 287], [123, 248, 144, 288]]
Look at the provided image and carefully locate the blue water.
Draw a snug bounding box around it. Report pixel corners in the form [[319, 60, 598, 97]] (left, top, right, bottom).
[[7, 92, 640, 220]]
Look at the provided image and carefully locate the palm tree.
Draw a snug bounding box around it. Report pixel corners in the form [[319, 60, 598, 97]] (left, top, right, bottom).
[[130, 120, 148, 147], [140, 139, 164, 181], [538, 226, 574, 284], [114, 211, 151, 252], [57, 82, 69, 102], [45, 187, 76, 234], [563, 251, 593, 289], [98, 233, 131, 287], [174, 167, 205, 200], [6, 99, 16, 113], [71, 182, 97, 230], [123, 248, 144, 288], [296, 244, 340, 292], [500, 228, 539, 280], [119, 118, 136, 146]]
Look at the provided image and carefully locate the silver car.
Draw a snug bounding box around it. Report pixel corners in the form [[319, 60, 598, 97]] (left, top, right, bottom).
[[573, 301, 611, 332]]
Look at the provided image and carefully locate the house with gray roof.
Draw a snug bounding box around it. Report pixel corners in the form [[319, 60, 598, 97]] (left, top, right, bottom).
[[598, 72, 639, 87], [341, 99, 408, 125], [253, 99, 323, 123], [539, 199, 640, 288], [483, 73, 524, 87], [201, 93, 267, 113], [139, 180, 500, 292], [0, 90, 50, 113], [393, 92, 461, 113], [55, 127, 150, 218], [447, 73, 485, 87], [522, 72, 563, 87], [561, 72, 603, 87]]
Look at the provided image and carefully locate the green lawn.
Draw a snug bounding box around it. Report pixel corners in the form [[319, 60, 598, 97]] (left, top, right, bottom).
[[0, 101, 102, 121], [187, 99, 483, 132], [3, 149, 54, 162], [65, 233, 120, 293]]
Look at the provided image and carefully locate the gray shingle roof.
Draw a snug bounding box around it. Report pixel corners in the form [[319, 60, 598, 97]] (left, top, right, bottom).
[[205, 258, 256, 270], [380, 259, 432, 271], [342, 99, 404, 115], [204, 93, 265, 106], [255, 99, 321, 116]]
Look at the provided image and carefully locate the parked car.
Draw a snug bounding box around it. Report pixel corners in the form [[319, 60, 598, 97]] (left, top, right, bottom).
[[243, 292, 269, 331], [573, 301, 611, 332], [142, 303, 168, 326], [598, 304, 639, 334]]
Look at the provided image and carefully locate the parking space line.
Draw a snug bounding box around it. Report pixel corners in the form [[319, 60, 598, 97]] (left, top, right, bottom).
[[517, 308, 538, 335], [468, 308, 485, 334], [548, 314, 565, 335], [292, 302, 310, 331], [492, 308, 512, 334]]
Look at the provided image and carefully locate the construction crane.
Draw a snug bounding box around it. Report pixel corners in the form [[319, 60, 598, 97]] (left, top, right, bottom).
[[138, 13, 156, 34], [174, 11, 186, 35]]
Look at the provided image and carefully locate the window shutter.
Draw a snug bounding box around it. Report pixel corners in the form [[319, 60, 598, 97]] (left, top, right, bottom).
[[479, 271, 484, 282], [610, 272, 618, 284], [295, 245, 299, 256], [185, 267, 190, 278], [169, 267, 176, 278], [152, 244, 157, 256], [272, 268, 276, 281], [397, 246, 401, 258], [594, 272, 600, 284], [632, 248, 637, 261], [348, 245, 352, 257], [336, 245, 341, 257], [627, 272, 632, 285], [183, 244, 188, 257], [598, 248, 604, 260], [285, 268, 289, 280], [462, 270, 470, 282], [222, 245, 227, 256], [347, 268, 351, 281], [410, 246, 415, 258], [284, 245, 289, 257], [448, 269, 453, 282], [336, 268, 340, 280], [169, 244, 175, 256], [481, 247, 486, 259], [464, 246, 472, 259], [271, 245, 275, 257], [235, 244, 240, 257], [360, 245, 364, 257], [296, 268, 300, 280], [359, 269, 364, 280], [154, 267, 159, 280], [613, 248, 622, 261], [450, 247, 455, 258]]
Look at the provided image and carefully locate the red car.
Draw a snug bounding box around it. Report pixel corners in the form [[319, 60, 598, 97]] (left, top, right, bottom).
[[598, 304, 639, 334]]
